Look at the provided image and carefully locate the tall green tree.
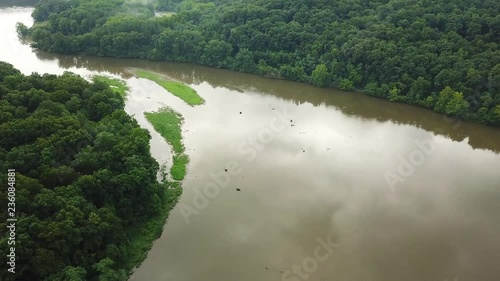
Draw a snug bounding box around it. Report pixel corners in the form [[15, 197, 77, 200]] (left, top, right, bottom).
[[311, 64, 329, 87]]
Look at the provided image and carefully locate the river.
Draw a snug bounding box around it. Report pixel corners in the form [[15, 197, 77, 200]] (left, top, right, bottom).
[[1, 7, 500, 281]]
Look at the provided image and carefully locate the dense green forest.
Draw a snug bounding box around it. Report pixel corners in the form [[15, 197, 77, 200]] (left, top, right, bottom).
[[23, 0, 500, 125], [0, 61, 180, 281]]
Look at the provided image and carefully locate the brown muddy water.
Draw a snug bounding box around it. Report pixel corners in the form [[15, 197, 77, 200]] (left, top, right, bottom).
[[1, 7, 500, 281]]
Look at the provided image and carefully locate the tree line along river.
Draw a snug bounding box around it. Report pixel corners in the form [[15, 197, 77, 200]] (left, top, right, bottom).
[[1, 6, 500, 281]]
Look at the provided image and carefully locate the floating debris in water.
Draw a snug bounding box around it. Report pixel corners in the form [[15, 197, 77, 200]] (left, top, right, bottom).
[[236, 188, 241, 191], [265, 266, 283, 273]]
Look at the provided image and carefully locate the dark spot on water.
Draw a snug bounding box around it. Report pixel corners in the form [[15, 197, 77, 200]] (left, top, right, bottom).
[[236, 188, 241, 191], [224, 169, 228, 172]]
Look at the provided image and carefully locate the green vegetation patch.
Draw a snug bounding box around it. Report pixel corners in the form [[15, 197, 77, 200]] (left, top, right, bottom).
[[135, 70, 204, 106], [171, 154, 188, 181], [93, 75, 129, 98], [145, 107, 189, 181]]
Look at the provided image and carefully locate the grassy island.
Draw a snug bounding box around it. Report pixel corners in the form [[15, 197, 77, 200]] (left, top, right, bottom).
[[135, 70, 204, 106]]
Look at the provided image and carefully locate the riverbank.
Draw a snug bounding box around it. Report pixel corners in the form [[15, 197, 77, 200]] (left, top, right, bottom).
[[124, 182, 182, 275], [3, 7, 500, 281], [25, 0, 500, 127], [98, 76, 185, 279]]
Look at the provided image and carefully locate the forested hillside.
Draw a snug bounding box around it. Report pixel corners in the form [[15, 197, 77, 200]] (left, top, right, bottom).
[[0, 62, 178, 281], [25, 0, 500, 125]]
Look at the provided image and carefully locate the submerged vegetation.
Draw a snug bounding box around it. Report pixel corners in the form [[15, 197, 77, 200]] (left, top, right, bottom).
[[145, 107, 188, 181], [135, 70, 204, 106], [93, 75, 129, 98], [0, 61, 181, 281]]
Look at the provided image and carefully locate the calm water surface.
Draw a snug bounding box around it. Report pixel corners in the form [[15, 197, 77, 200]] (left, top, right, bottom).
[[1, 7, 500, 281]]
